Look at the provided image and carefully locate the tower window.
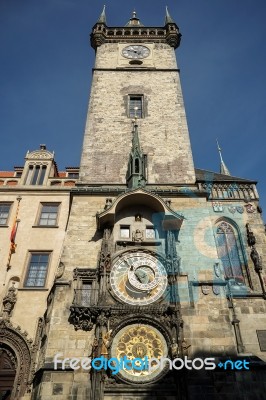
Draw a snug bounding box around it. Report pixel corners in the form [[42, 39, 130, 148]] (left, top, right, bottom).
[[129, 96, 143, 118], [38, 203, 59, 226], [120, 225, 130, 238], [0, 203, 11, 225], [24, 252, 50, 287], [25, 165, 47, 185], [146, 226, 155, 239]]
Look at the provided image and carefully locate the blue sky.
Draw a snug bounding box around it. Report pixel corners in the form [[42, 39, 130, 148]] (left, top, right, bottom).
[[1, 0, 265, 219]]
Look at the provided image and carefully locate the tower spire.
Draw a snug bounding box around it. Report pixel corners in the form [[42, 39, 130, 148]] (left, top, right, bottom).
[[125, 10, 144, 26], [165, 6, 175, 24], [126, 117, 146, 189], [216, 139, 231, 176], [97, 5, 106, 24]]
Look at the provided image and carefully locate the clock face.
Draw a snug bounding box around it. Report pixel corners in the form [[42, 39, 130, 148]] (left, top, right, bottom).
[[122, 45, 150, 59], [111, 324, 168, 383], [110, 252, 167, 305]]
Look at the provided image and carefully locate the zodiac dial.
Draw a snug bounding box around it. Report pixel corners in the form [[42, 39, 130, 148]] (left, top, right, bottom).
[[110, 252, 167, 305], [111, 324, 168, 383]]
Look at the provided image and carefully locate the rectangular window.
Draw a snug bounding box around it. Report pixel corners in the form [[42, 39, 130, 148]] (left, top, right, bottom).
[[25, 165, 47, 185], [0, 203, 11, 225], [129, 96, 143, 118], [120, 225, 130, 239], [68, 173, 79, 178], [146, 226, 155, 239], [24, 253, 50, 287], [38, 203, 59, 226], [80, 282, 92, 306]]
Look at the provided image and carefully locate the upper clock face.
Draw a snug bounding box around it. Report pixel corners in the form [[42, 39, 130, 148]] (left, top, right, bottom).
[[110, 252, 167, 305], [122, 45, 150, 59]]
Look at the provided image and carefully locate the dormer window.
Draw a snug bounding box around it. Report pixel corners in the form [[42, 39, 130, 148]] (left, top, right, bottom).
[[25, 165, 47, 185]]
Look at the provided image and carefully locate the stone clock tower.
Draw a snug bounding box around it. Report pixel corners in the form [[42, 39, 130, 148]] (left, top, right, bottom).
[[32, 7, 266, 400], [80, 8, 195, 185]]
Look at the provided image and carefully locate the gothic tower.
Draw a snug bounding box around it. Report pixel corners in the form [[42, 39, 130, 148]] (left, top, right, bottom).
[[32, 7, 266, 400], [79, 8, 195, 185]]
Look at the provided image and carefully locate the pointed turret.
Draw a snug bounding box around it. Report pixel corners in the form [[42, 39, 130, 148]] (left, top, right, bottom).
[[217, 139, 231, 176], [125, 10, 144, 27], [97, 5, 106, 24], [126, 118, 146, 189], [165, 6, 175, 25]]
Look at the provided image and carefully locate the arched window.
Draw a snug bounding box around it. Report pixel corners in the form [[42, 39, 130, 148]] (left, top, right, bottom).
[[215, 221, 244, 282]]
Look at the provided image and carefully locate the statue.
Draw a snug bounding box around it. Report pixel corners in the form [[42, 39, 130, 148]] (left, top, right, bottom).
[[246, 223, 256, 247], [101, 330, 112, 356], [181, 339, 191, 357], [132, 229, 143, 242], [171, 338, 178, 358], [3, 283, 17, 317], [91, 338, 99, 358], [250, 247, 262, 272]]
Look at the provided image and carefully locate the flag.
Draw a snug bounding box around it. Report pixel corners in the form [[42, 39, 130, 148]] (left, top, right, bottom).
[[10, 219, 17, 253]]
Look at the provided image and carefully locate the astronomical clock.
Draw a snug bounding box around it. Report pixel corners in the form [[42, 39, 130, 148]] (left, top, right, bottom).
[[110, 252, 168, 306]]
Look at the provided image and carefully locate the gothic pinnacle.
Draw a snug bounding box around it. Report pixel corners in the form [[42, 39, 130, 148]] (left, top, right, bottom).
[[97, 5, 106, 24], [216, 139, 231, 176], [165, 6, 175, 24]]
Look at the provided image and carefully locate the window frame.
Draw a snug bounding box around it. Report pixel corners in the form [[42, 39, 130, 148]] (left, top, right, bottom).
[[67, 172, 79, 179], [24, 252, 51, 288], [120, 225, 130, 239], [37, 202, 60, 227], [145, 225, 156, 240], [215, 220, 246, 283], [25, 164, 47, 185], [128, 95, 144, 119], [0, 202, 12, 226]]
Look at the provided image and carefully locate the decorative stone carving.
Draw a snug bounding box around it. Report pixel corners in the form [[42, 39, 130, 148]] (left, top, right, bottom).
[[2, 283, 17, 317], [132, 229, 144, 242], [213, 285, 220, 295], [135, 213, 142, 221], [73, 268, 97, 280], [91, 338, 99, 358], [69, 304, 181, 339], [100, 330, 112, 356], [214, 262, 221, 278], [0, 320, 34, 397], [212, 201, 223, 212], [228, 205, 236, 214], [165, 230, 181, 304], [26, 149, 54, 160], [104, 198, 113, 210], [55, 261, 65, 280], [165, 199, 172, 208], [245, 203, 255, 213], [246, 223, 256, 247], [201, 285, 210, 295], [250, 247, 263, 272], [236, 206, 244, 214], [69, 307, 95, 331], [171, 338, 178, 357], [181, 339, 191, 357]]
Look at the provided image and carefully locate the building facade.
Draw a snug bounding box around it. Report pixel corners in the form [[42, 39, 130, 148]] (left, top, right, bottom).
[[1, 8, 266, 400]]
